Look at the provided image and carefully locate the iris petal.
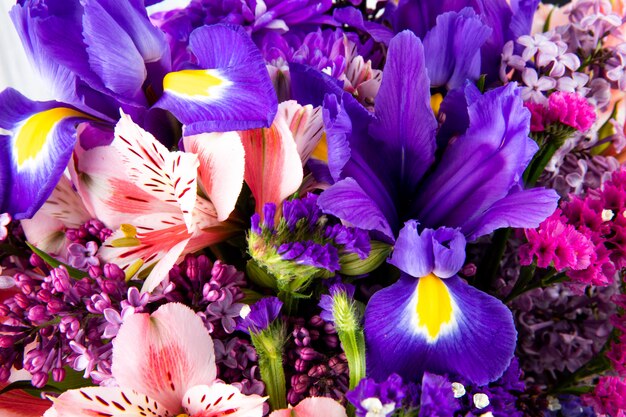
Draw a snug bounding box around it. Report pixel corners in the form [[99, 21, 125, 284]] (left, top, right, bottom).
[[0, 89, 91, 219], [364, 274, 517, 385], [155, 24, 278, 135]]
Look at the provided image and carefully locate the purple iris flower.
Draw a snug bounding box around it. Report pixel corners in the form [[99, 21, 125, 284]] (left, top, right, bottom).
[[364, 221, 517, 385], [383, 0, 539, 82], [297, 31, 558, 244], [1, 0, 277, 220]]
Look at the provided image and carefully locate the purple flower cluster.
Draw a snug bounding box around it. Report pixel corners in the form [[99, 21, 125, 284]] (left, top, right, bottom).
[[0, 258, 129, 387], [284, 315, 348, 405], [250, 194, 370, 275]]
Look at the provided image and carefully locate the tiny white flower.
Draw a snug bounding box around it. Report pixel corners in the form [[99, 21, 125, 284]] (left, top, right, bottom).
[[361, 397, 396, 417], [451, 382, 466, 398], [602, 209, 615, 222], [239, 304, 252, 319], [547, 395, 562, 411], [473, 393, 490, 409], [521, 68, 555, 103]]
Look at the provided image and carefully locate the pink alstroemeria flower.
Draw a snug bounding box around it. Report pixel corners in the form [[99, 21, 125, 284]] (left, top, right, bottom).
[[44, 303, 266, 417], [71, 113, 242, 292], [269, 397, 348, 417]]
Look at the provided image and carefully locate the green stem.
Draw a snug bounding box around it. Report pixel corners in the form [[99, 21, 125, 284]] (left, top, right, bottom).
[[477, 228, 511, 291], [337, 328, 366, 390], [259, 352, 287, 410], [504, 268, 567, 303], [524, 141, 559, 187], [250, 325, 287, 411]]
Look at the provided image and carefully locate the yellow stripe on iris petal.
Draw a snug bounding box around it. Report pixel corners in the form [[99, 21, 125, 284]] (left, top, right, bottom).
[[15, 107, 86, 167], [311, 133, 328, 162], [415, 273, 454, 340], [163, 69, 226, 97]]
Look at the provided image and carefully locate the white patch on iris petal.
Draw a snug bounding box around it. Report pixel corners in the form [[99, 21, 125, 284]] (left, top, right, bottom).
[[451, 382, 466, 398], [405, 278, 459, 343], [473, 393, 490, 409], [601, 209, 614, 221], [361, 398, 395, 417], [479, 413, 494, 417]]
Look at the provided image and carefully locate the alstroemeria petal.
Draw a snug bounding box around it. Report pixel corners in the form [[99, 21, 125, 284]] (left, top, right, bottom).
[[318, 178, 394, 240], [112, 303, 217, 412], [368, 31, 438, 193], [183, 131, 245, 222], [0, 384, 51, 417], [423, 8, 491, 89], [156, 24, 277, 135], [21, 176, 92, 256], [0, 89, 91, 219], [364, 275, 517, 385], [269, 397, 348, 417], [43, 386, 171, 417], [276, 100, 324, 165], [241, 118, 303, 215], [183, 383, 265, 417]]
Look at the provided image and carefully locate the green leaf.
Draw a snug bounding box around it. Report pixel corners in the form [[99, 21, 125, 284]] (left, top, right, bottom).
[[26, 242, 88, 279]]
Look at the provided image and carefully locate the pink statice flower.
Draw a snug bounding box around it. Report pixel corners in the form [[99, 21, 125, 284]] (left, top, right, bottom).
[[524, 101, 549, 132], [519, 209, 594, 271], [524, 92, 596, 133], [44, 303, 266, 417], [547, 91, 596, 132], [583, 376, 626, 417]]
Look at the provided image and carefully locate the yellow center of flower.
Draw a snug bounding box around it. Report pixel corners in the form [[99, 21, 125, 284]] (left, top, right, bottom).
[[415, 273, 453, 340], [163, 69, 224, 97], [430, 93, 444, 117], [311, 133, 328, 162], [15, 107, 86, 166]]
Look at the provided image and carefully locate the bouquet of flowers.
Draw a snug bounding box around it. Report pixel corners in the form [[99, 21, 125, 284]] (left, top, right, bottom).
[[1, 0, 626, 415]]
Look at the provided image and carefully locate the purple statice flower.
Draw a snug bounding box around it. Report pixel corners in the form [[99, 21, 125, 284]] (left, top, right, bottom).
[[453, 358, 526, 417], [419, 373, 461, 417], [544, 394, 597, 417], [318, 283, 356, 324], [519, 209, 594, 272], [237, 297, 283, 335], [248, 194, 371, 295], [277, 241, 340, 272], [583, 376, 626, 416]]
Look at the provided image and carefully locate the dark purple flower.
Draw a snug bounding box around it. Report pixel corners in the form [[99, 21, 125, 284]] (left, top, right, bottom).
[[365, 221, 517, 386], [237, 297, 283, 335], [297, 31, 558, 244]]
